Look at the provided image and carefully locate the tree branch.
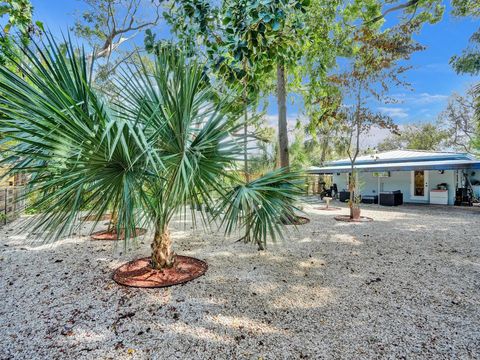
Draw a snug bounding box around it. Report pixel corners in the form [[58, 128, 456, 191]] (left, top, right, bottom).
[[367, 0, 421, 24], [94, 0, 161, 59]]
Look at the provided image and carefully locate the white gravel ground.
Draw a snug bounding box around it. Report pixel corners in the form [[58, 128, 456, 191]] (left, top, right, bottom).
[[0, 198, 479, 359]]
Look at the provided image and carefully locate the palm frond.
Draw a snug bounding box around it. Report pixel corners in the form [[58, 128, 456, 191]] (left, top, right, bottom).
[[0, 35, 157, 241], [215, 169, 304, 250], [0, 35, 303, 254]]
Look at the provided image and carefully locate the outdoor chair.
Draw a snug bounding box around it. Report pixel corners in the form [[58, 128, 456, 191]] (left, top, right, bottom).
[[339, 191, 350, 202], [379, 191, 403, 206], [361, 195, 378, 204]]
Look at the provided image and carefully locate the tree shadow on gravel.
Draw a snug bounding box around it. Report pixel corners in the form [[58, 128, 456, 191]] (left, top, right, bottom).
[[0, 204, 479, 359]]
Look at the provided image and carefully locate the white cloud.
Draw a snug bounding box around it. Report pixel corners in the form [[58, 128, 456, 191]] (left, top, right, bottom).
[[412, 93, 449, 104], [390, 92, 448, 105], [263, 114, 302, 129], [377, 107, 409, 119]]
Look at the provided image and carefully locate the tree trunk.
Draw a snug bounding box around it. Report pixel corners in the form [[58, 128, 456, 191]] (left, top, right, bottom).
[[319, 134, 329, 164], [277, 62, 289, 168], [349, 167, 355, 219], [108, 210, 118, 232], [151, 227, 176, 269], [349, 85, 362, 219], [243, 60, 250, 182]]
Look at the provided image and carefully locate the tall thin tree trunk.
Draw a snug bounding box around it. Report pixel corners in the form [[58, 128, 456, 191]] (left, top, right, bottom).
[[349, 165, 355, 218], [243, 61, 250, 182], [243, 114, 249, 181], [151, 225, 176, 269], [277, 62, 289, 168], [349, 85, 362, 219], [320, 134, 329, 164]]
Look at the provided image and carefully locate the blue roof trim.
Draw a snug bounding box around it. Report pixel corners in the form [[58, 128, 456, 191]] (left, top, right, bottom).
[[308, 160, 480, 174], [330, 153, 472, 166], [327, 163, 480, 173]]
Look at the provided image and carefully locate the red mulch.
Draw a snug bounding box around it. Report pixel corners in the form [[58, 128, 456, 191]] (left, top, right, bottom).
[[314, 206, 342, 211], [81, 214, 113, 221], [113, 256, 208, 288], [281, 216, 310, 225], [334, 215, 374, 223], [90, 228, 147, 241]]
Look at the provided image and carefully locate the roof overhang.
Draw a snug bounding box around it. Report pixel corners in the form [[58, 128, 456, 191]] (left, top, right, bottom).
[[308, 159, 480, 174]]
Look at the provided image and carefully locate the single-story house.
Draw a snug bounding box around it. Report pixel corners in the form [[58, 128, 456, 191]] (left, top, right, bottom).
[[308, 150, 480, 206]]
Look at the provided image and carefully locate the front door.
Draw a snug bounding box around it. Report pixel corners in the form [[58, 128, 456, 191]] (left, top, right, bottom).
[[410, 170, 429, 200]]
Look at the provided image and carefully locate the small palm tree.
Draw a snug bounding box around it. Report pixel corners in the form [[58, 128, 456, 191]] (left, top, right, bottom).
[[0, 36, 302, 276]]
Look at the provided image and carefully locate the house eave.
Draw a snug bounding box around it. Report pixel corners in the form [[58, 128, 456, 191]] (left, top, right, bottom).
[[308, 160, 480, 174]]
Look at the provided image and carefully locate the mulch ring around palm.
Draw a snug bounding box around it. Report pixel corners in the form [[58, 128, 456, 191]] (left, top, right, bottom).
[[334, 215, 373, 223], [281, 216, 310, 225], [90, 228, 147, 241], [314, 206, 342, 211], [113, 256, 208, 288], [81, 214, 113, 221]]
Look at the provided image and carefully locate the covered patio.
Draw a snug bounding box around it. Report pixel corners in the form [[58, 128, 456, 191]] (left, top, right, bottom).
[[307, 150, 480, 206]]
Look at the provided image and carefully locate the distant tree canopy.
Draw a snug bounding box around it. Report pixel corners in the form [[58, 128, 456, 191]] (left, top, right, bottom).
[[377, 123, 450, 151], [439, 86, 479, 154]]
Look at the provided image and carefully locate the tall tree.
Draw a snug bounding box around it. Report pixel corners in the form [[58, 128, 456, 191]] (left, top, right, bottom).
[[332, 22, 427, 218], [157, 1, 272, 179], [164, 0, 310, 170], [300, 0, 444, 171], [264, 0, 309, 168], [73, 0, 162, 86]]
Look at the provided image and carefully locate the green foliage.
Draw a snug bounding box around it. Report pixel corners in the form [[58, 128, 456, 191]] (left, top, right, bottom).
[[160, 0, 309, 106], [215, 168, 303, 250], [300, 0, 444, 169], [0, 0, 43, 65], [0, 35, 301, 249], [450, 0, 480, 75], [450, 29, 480, 75], [451, 0, 480, 17], [0, 0, 38, 40], [163, 0, 310, 169]]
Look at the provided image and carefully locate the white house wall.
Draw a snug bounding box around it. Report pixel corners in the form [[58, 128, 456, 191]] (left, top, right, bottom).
[[332, 170, 458, 205]]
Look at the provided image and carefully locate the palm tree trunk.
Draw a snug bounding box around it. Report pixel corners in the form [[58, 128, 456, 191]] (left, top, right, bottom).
[[108, 210, 118, 232], [151, 226, 176, 269], [277, 62, 289, 168]]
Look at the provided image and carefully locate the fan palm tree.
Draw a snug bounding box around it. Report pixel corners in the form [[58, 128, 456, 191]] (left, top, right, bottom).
[[0, 36, 302, 273]]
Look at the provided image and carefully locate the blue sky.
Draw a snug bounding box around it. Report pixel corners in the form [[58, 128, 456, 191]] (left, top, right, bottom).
[[31, 0, 478, 130]]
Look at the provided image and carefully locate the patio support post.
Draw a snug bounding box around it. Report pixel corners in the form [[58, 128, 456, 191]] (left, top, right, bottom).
[[377, 176, 380, 204]]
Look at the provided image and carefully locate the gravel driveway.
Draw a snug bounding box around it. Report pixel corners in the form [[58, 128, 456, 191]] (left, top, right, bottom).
[[1, 199, 479, 359]]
